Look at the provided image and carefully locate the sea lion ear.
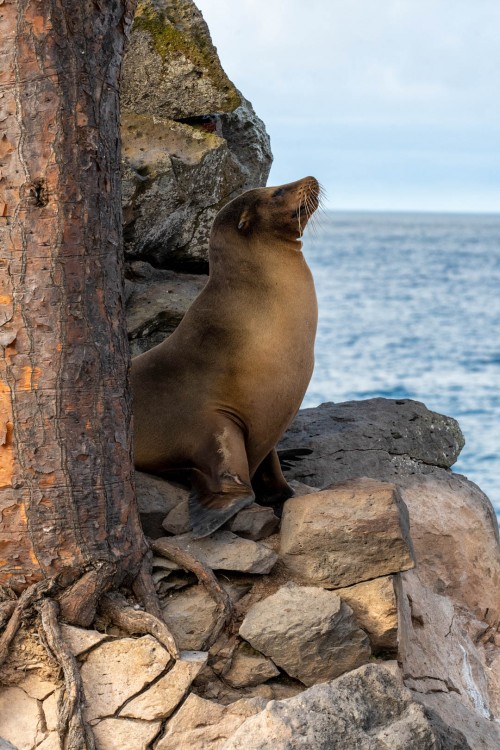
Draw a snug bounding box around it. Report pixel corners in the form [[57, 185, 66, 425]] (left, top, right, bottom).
[[237, 208, 252, 232]]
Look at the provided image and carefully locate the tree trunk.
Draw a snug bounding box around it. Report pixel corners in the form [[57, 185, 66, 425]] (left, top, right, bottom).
[[0, 0, 145, 605]]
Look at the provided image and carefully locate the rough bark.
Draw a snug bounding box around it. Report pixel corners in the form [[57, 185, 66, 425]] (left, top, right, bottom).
[[0, 1, 145, 599]]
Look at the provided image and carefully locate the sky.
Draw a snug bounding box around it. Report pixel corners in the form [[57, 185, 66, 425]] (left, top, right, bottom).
[[196, 0, 500, 212]]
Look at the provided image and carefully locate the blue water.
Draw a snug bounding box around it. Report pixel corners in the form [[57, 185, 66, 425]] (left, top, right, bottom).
[[302, 210, 500, 523]]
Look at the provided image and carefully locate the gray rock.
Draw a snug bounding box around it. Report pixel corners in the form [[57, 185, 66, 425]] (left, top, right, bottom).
[[224, 642, 280, 688], [162, 498, 191, 535], [122, 0, 241, 120], [126, 262, 207, 356], [239, 582, 371, 686], [135, 470, 188, 538], [280, 478, 414, 588], [226, 503, 280, 541], [161, 581, 250, 650], [222, 664, 471, 750], [0, 740, 18, 750], [165, 531, 278, 574], [279, 398, 465, 488]]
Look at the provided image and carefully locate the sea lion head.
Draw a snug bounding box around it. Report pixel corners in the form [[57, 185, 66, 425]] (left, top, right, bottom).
[[211, 176, 321, 251]]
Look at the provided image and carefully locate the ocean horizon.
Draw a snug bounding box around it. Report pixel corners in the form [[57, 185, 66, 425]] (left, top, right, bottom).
[[302, 208, 500, 523]]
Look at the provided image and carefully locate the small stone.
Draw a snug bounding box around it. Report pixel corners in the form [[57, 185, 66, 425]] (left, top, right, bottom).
[[17, 673, 58, 701], [0, 687, 46, 750], [162, 582, 251, 650], [239, 582, 371, 686], [92, 718, 162, 750], [227, 504, 280, 541], [80, 635, 171, 722], [335, 576, 398, 653], [162, 499, 190, 535], [155, 693, 267, 750], [165, 531, 278, 574], [224, 642, 280, 688], [61, 624, 108, 656], [42, 689, 61, 733], [121, 651, 208, 721], [280, 477, 414, 588], [135, 470, 188, 538]]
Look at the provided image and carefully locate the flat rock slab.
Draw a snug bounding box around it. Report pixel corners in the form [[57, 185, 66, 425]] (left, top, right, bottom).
[[279, 398, 464, 487], [224, 643, 280, 689], [239, 582, 371, 686], [223, 663, 471, 750], [61, 624, 108, 656], [0, 686, 46, 750], [336, 576, 398, 653], [121, 651, 208, 721], [166, 531, 278, 574], [280, 477, 414, 588], [81, 635, 171, 722], [156, 694, 267, 750], [92, 717, 162, 750]]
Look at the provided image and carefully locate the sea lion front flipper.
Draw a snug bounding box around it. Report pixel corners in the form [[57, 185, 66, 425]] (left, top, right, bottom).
[[189, 424, 255, 539], [252, 448, 294, 516]]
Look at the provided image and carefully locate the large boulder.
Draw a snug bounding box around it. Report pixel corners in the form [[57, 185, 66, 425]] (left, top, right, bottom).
[[279, 398, 465, 486], [121, 2, 272, 273], [279, 478, 414, 588], [239, 582, 371, 686], [222, 663, 472, 749]]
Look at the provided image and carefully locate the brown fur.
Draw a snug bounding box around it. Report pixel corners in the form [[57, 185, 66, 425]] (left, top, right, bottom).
[[131, 177, 319, 537]]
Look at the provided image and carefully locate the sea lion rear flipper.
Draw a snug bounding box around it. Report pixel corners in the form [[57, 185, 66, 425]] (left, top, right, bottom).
[[252, 448, 294, 516]]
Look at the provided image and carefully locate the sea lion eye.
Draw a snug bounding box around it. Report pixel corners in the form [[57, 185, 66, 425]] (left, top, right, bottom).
[[273, 188, 285, 198]]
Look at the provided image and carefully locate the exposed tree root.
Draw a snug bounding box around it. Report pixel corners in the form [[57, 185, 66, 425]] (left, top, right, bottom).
[[150, 537, 234, 649], [0, 578, 55, 668], [100, 590, 179, 659], [0, 600, 16, 630], [39, 598, 95, 750], [132, 550, 164, 620], [58, 562, 116, 627]]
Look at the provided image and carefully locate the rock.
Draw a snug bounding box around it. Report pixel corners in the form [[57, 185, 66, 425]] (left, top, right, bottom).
[[161, 582, 251, 650], [42, 690, 60, 732], [396, 472, 500, 619], [0, 739, 19, 750], [135, 470, 188, 538], [0, 687, 46, 750], [222, 663, 471, 750], [416, 693, 500, 750], [121, 651, 208, 721], [224, 642, 280, 688], [280, 477, 414, 588], [80, 635, 171, 722], [162, 498, 191, 535], [122, 0, 241, 120], [336, 576, 398, 653], [92, 718, 162, 750], [165, 531, 278, 574], [226, 504, 280, 541], [60, 624, 108, 656], [239, 582, 371, 686], [156, 694, 267, 750], [121, 4, 272, 272], [395, 569, 499, 747], [16, 673, 57, 701], [31, 736, 60, 750], [126, 262, 207, 356], [279, 398, 465, 487]]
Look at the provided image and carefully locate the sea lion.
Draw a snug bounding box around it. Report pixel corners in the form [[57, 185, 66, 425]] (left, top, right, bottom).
[[131, 176, 320, 538]]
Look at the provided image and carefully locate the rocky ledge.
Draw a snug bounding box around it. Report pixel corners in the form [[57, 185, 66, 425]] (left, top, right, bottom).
[[1, 398, 498, 750]]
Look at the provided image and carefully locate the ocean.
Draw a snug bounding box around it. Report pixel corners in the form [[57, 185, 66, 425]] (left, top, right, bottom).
[[301, 210, 500, 523]]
